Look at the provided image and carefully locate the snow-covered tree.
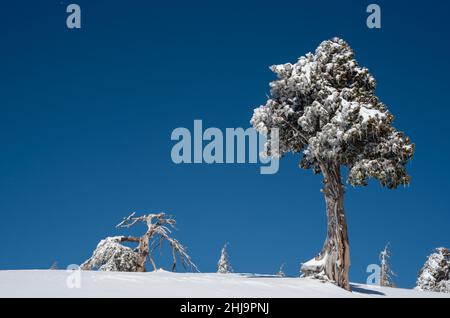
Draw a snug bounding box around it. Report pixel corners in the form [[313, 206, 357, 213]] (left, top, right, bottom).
[[81, 236, 140, 272], [380, 243, 396, 287], [217, 243, 233, 274], [82, 212, 198, 273], [277, 263, 286, 277], [416, 248, 450, 293], [251, 38, 414, 290]]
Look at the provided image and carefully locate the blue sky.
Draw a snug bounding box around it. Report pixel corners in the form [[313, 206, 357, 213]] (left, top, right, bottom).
[[0, 0, 449, 288]]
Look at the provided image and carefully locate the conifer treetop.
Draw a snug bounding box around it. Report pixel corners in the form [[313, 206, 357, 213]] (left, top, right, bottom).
[[251, 37, 414, 189]]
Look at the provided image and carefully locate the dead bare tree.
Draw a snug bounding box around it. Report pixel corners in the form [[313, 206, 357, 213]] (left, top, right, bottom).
[[116, 212, 198, 273], [81, 212, 198, 273]]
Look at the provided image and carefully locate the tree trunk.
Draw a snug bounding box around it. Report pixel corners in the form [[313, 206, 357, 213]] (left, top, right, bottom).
[[118, 235, 149, 272], [136, 228, 155, 272], [301, 162, 351, 291]]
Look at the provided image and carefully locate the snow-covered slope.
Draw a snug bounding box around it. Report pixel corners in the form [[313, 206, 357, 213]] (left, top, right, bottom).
[[0, 270, 448, 298]]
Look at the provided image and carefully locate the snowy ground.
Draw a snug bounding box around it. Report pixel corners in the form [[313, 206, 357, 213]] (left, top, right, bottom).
[[0, 270, 448, 298]]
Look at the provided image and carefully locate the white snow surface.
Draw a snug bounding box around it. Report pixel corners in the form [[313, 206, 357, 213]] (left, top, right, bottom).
[[0, 270, 449, 298]]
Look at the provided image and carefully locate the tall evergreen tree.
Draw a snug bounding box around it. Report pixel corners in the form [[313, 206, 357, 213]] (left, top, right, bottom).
[[251, 38, 414, 290]]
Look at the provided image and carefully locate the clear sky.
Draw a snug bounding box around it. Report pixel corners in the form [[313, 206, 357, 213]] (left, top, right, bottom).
[[0, 0, 449, 288]]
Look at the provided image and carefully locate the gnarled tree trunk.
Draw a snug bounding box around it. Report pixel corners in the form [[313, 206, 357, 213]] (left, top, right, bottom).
[[302, 162, 351, 291], [136, 228, 155, 272]]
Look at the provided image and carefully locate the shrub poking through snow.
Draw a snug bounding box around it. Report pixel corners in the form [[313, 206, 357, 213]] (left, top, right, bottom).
[[277, 263, 286, 277]]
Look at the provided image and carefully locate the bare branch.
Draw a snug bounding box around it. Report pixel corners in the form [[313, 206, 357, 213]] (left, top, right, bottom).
[[120, 236, 140, 243], [116, 211, 138, 228]]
